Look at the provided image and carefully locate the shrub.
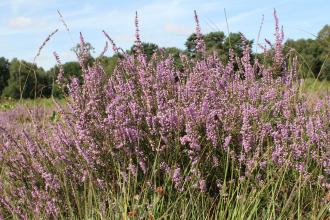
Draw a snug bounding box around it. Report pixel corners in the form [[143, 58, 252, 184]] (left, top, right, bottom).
[[0, 10, 329, 218]]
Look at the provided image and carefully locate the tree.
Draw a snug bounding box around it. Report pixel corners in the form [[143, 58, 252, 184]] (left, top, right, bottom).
[[48, 61, 82, 81], [0, 57, 10, 96], [63, 62, 82, 80], [205, 32, 226, 52], [142, 42, 159, 60], [316, 25, 330, 80], [71, 42, 95, 69], [185, 33, 198, 55], [99, 55, 120, 76], [223, 33, 252, 58], [71, 42, 95, 57], [318, 59, 330, 81], [2, 59, 51, 99], [185, 32, 226, 56], [185, 31, 252, 61], [285, 39, 323, 78], [130, 42, 159, 60], [284, 25, 330, 80], [163, 47, 183, 68], [317, 25, 330, 49]]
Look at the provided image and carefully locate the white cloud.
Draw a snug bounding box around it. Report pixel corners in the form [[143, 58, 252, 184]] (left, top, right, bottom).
[[8, 17, 33, 28], [7, 16, 50, 31], [163, 24, 192, 35]]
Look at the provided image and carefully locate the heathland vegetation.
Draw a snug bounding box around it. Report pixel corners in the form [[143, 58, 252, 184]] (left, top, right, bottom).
[[0, 10, 329, 219]]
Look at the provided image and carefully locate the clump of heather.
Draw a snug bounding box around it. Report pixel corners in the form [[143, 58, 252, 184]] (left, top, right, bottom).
[[0, 10, 329, 218], [0, 104, 50, 133]]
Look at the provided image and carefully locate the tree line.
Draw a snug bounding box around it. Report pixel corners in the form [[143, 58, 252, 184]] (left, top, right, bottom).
[[285, 25, 330, 80], [1, 25, 330, 99]]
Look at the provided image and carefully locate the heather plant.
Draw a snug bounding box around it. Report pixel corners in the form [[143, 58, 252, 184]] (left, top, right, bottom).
[[0, 10, 330, 219]]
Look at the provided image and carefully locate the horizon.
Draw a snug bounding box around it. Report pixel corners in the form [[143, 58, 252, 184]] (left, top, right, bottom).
[[0, 0, 329, 70]]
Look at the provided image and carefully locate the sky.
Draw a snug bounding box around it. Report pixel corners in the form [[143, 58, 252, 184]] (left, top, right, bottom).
[[0, 0, 329, 70]]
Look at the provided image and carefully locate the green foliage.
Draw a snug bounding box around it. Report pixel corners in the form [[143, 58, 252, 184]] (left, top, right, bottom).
[[301, 78, 330, 96], [185, 31, 253, 61], [0, 99, 15, 111], [317, 24, 330, 49], [0, 57, 10, 96], [224, 32, 252, 57], [71, 42, 95, 56], [99, 55, 120, 76], [164, 47, 184, 69], [62, 61, 82, 80], [142, 42, 159, 60], [2, 59, 52, 99], [185, 33, 198, 54], [46, 61, 83, 98], [285, 39, 322, 78], [205, 31, 225, 51], [130, 42, 159, 60], [285, 25, 330, 80]]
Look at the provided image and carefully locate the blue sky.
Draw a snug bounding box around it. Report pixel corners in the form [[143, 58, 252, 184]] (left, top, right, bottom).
[[0, 0, 329, 70]]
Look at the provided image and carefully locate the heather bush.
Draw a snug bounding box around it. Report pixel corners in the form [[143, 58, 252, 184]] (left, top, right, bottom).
[[0, 10, 329, 219]]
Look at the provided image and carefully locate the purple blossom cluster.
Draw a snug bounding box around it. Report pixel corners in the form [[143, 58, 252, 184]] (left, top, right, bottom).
[[0, 10, 329, 217]]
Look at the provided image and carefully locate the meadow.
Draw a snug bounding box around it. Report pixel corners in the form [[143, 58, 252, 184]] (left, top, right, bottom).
[[0, 11, 330, 219]]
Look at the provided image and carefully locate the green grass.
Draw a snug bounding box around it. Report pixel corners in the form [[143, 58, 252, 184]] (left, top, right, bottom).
[[0, 97, 65, 111], [301, 78, 330, 95]]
